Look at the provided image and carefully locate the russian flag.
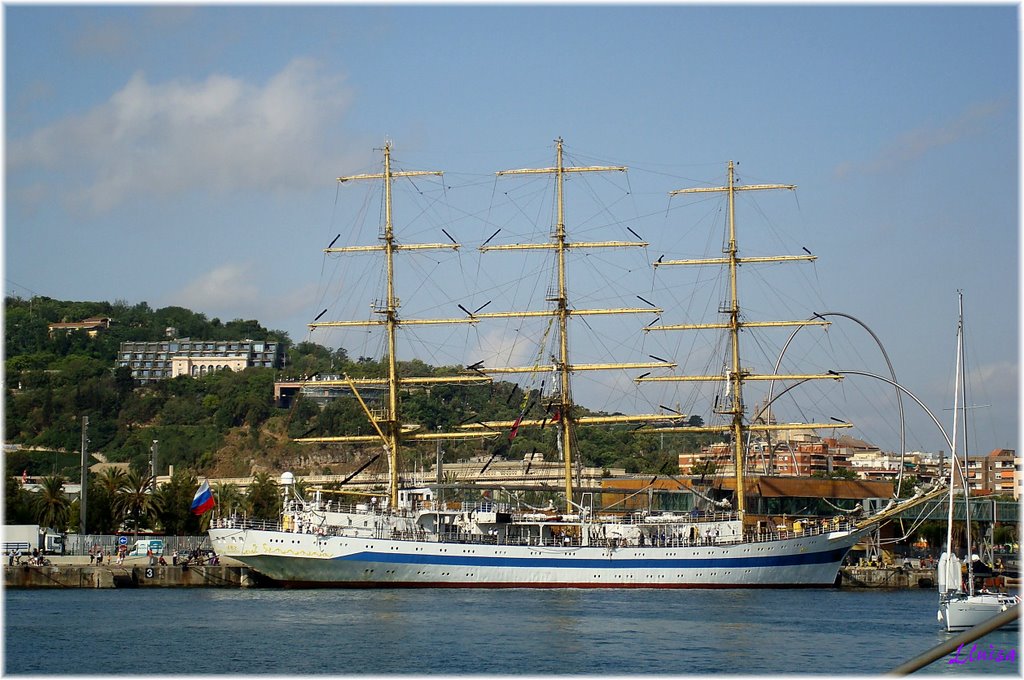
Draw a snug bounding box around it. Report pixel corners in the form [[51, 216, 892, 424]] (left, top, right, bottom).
[[191, 480, 216, 515], [508, 415, 523, 441]]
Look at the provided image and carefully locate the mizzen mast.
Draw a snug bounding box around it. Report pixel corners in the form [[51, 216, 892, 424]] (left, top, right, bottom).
[[639, 161, 845, 518]]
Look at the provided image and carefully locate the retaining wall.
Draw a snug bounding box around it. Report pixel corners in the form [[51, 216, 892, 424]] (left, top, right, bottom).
[[4, 564, 261, 588]]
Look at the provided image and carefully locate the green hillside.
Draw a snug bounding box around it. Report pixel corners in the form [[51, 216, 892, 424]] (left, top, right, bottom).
[[4, 296, 715, 484]]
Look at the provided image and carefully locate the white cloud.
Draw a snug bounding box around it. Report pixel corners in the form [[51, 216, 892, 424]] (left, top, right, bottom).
[[166, 262, 317, 330], [834, 99, 1009, 179], [970, 360, 1018, 402], [71, 17, 134, 58], [171, 263, 259, 312], [7, 58, 353, 215], [471, 327, 544, 370]]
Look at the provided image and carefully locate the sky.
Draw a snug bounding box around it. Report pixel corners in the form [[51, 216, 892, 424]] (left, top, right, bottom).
[[4, 3, 1019, 460]]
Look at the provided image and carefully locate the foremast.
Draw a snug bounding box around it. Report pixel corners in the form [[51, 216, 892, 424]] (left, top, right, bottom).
[[296, 142, 495, 509], [457, 138, 680, 514], [638, 161, 847, 518]]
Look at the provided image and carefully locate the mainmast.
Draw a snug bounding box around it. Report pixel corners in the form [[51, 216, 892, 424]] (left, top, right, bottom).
[[456, 138, 679, 514], [297, 142, 493, 509], [638, 161, 845, 518]]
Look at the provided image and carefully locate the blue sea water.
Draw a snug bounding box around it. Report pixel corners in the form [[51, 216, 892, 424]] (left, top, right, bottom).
[[3, 587, 1020, 675]]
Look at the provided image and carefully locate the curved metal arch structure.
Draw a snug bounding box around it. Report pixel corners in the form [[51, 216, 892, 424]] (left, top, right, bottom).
[[765, 312, 908, 496], [831, 368, 955, 471]]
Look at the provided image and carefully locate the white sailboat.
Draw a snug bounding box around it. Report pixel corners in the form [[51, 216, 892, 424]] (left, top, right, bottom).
[[209, 141, 948, 587], [937, 292, 1019, 630]]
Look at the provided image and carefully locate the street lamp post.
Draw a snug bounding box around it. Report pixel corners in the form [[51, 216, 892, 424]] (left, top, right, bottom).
[[79, 416, 88, 537]]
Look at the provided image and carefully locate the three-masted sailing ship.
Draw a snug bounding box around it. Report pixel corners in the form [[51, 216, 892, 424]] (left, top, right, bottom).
[[209, 140, 948, 587]]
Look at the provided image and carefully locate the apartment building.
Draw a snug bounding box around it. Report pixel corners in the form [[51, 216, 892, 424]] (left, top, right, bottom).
[[117, 338, 283, 383], [964, 448, 1018, 498], [677, 431, 851, 477]]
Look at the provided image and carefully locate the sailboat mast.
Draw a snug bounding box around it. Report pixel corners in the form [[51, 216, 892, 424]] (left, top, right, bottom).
[[946, 294, 962, 564], [648, 162, 811, 520], [724, 161, 747, 516], [956, 291, 975, 594], [476, 138, 675, 516], [382, 144, 402, 509], [318, 141, 456, 510], [553, 139, 575, 513]]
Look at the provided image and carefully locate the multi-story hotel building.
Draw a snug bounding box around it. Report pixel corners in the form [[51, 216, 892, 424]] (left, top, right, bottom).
[[117, 338, 283, 383]]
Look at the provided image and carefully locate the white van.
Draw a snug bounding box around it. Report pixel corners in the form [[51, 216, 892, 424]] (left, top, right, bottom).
[[127, 539, 165, 557]]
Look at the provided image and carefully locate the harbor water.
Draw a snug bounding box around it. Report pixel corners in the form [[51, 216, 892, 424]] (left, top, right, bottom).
[[5, 587, 1019, 675]]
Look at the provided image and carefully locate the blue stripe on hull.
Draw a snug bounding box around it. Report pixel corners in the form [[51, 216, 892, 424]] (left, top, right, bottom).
[[336, 548, 848, 569], [274, 580, 837, 589]]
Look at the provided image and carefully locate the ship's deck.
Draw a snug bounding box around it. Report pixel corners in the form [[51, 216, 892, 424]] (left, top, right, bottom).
[[211, 509, 856, 549]]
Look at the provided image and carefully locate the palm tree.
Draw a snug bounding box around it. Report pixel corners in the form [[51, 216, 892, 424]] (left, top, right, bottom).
[[5, 475, 33, 524], [92, 467, 129, 533], [246, 471, 281, 521], [33, 475, 72, 530], [114, 470, 157, 538], [293, 479, 311, 503], [151, 470, 200, 535], [97, 467, 128, 498], [993, 523, 1017, 548], [213, 482, 245, 517]]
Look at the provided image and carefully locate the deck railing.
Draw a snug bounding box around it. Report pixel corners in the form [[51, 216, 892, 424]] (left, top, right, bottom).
[[212, 512, 856, 549]]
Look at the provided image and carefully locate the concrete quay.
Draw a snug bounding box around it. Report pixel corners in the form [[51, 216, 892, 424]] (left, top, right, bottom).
[[839, 565, 936, 589], [4, 554, 265, 589]]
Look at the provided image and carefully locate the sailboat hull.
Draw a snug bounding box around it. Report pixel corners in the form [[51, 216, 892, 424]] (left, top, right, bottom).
[[939, 593, 1021, 632], [210, 526, 868, 588]]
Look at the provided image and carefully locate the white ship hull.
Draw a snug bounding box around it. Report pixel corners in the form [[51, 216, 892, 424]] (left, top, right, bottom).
[[209, 525, 868, 588]]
